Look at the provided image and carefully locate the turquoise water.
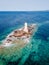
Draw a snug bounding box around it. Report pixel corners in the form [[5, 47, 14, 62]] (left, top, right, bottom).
[[0, 11, 49, 65]]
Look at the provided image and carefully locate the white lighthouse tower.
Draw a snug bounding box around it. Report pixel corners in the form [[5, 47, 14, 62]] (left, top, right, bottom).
[[23, 22, 28, 33]]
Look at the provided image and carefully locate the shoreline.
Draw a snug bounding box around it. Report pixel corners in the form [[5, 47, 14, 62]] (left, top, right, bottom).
[[0, 23, 37, 47]]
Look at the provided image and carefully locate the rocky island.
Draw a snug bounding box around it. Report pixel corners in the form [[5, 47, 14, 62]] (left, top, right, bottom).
[[0, 22, 37, 47]]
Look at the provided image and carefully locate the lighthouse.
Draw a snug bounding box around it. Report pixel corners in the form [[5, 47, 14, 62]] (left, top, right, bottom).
[[23, 22, 28, 33]]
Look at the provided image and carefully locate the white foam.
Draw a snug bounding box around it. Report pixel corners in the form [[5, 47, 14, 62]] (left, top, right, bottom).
[[2, 42, 14, 47], [7, 32, 14, 38]]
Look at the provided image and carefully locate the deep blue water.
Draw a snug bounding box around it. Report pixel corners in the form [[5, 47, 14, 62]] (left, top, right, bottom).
[[0, 11, 49, 65], [0, 11, 49, 40]]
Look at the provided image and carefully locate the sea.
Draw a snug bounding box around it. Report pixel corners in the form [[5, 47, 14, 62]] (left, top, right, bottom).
[[0, 11, 49, 65]]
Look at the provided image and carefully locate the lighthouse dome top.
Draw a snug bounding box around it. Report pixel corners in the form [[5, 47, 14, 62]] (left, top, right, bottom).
[[25, 22, 28, 26]]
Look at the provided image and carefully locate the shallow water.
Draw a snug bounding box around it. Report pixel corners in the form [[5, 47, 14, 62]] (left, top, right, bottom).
[[0, 11, 49, 65]]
